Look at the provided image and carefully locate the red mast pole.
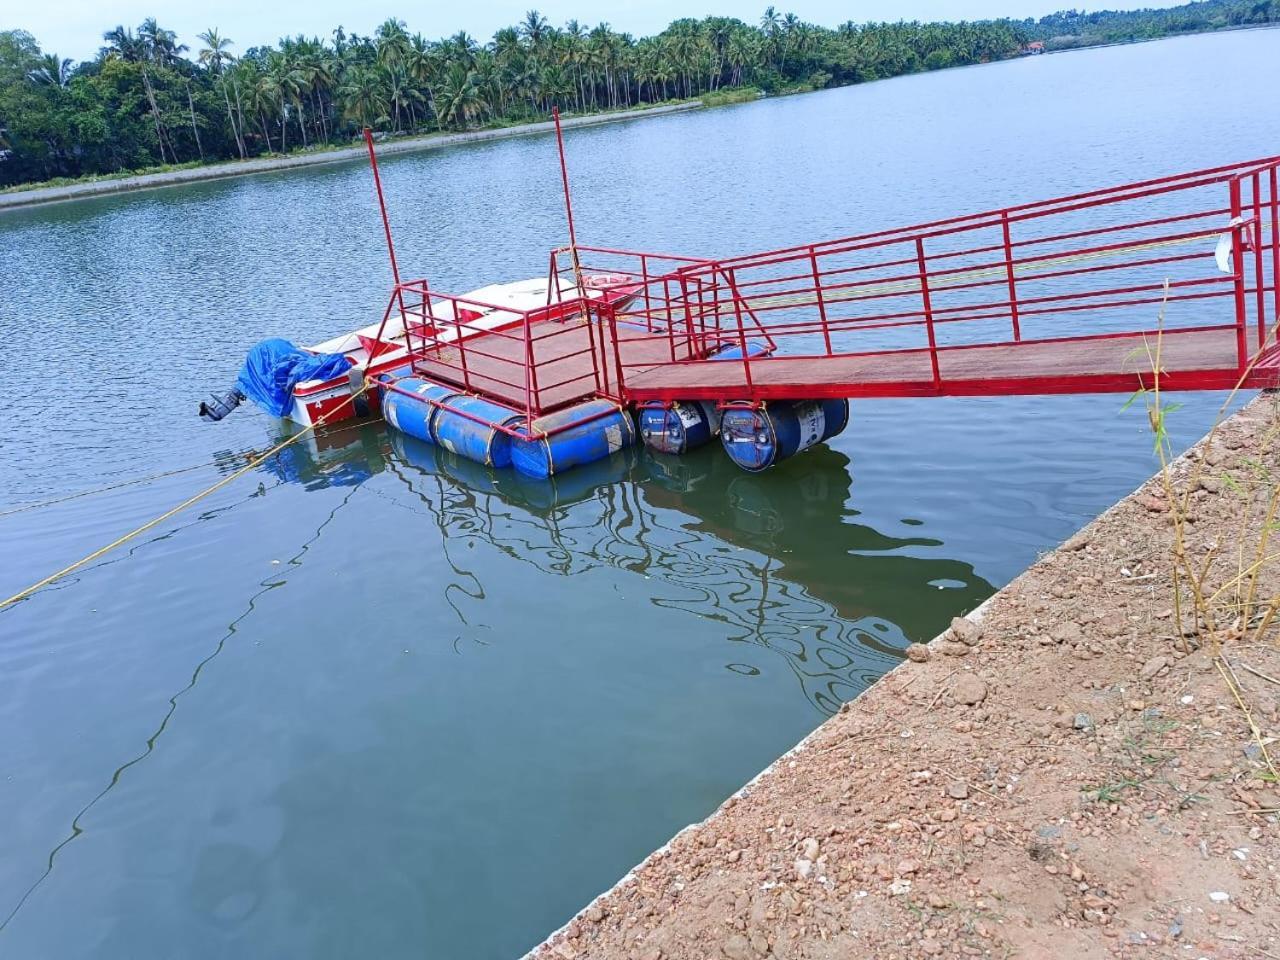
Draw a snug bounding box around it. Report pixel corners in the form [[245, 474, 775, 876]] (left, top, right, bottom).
[[363, 127, 409, 364], [552, 107, 583, 295], [364, 128, 407, 295]]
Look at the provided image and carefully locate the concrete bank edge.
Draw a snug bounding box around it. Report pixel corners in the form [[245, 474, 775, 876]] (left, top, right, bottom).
[[0, 103, 701, 212]]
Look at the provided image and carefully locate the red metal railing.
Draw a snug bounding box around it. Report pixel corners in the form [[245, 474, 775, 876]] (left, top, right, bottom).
[[605, 155, 1280, 401], [365, 274, 644, 440]]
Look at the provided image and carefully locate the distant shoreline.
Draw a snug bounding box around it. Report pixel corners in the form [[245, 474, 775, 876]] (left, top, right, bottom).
[[0, 102, 701, 213]]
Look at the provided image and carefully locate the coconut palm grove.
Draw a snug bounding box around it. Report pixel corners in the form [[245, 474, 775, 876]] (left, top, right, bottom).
[[0, 0, 1276, 189]]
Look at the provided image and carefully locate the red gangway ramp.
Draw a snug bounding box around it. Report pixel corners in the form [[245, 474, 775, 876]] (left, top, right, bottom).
[[600, 155, 1280, 402]]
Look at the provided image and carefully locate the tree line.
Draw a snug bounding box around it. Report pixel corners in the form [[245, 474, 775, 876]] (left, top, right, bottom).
[[1024, 0, 1278, 47], [0, 0, 1276, 189]]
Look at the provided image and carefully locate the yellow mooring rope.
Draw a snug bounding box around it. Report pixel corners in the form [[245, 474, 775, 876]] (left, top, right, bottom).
[[0, 382, 374, 612]]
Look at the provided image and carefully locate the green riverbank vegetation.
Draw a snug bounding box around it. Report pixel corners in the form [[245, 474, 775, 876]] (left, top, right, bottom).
[[1, 0, 1277, 191]]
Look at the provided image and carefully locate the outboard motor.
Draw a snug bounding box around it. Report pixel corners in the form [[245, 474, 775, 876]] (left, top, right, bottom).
[[199, 388, 245, 422]]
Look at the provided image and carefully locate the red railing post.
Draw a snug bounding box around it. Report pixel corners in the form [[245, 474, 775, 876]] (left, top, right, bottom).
[[453, 307, 473, 393], [674, 274, 691, 363], [607, 301, 627, 399], [706, 269, 720, 357], [523, 315, 533, 422], [1271, 166, 1280, 345], [546, 249, 559, 306], [585, 298, 606, 397], [809, 245, 834, 356], [1253, 173, 1267, 351], [525, 309, 542, 414], [663, 275, 675, 338], [640, 254, 654, 333], [1230, 177, 1249, 370], [915, 237, 942, 389], [727, 267, 754, 391], [1001, 210, 1022, 342]]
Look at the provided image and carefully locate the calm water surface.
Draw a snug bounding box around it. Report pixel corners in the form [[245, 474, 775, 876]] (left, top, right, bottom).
[[2, 29, 1278, 959]]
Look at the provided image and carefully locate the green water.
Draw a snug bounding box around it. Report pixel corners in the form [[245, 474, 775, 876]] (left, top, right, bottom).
[[1, 29, 1277, 959]]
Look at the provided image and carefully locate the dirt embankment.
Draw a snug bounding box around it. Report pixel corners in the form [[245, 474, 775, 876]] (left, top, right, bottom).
[[532, 394, 1280, 960]]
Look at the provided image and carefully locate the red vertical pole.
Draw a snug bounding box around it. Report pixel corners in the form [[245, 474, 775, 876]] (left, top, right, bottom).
[[663, 276, 675, 338], [545, 250, 558, 306], [1253, 173, 1266, 351], [362, 128, 409, 360], [640, 254, 653, 332], [915, 237, 942, 390], [673, 275, 688, 363], [453, 309, 472, 393], [1270, 166, 1279, 344], [809, 245, 833, 356], [523, 314, 533, 422], [584, 300, 604, 397], [1230, 178, 1248, 370], [552, 107, 583, 294], [1001, 211, 1021, 342], [525, 309, 542, 415], [607, 302, 627, 400], [728, 267, 754, 391]]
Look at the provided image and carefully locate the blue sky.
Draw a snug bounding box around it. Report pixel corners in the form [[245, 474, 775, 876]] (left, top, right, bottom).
[[18, 0, 1103, 62]]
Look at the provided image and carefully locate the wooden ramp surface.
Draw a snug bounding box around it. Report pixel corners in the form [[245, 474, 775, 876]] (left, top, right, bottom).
[[411, 321, 1278, 408], [622, 327, 1275, 400]]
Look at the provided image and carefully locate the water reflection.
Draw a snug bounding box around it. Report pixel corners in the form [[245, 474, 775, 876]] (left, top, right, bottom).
[[261, 418, 991, 716]]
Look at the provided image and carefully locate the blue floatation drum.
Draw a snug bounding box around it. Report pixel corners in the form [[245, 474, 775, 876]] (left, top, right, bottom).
[[638, 401, 722, 455], [720, 399, 850, 472], [380, 377, 459, 446], [512, 399, 637, 478], [431, 395, 525, 468]]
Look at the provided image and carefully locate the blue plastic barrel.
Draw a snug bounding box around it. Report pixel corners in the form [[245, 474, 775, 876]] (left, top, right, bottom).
[[433, 395, 525, 468], [512, 399, 636, 478], [638, 401, 721, 455], [720, 399, 850, 472], [380, 377, 458, 445]]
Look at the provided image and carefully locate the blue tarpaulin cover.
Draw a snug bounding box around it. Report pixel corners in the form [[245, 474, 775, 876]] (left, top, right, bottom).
[[237, 338, 353, 417]]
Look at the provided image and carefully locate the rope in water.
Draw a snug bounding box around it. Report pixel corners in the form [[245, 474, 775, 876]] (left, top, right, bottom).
[[0, 382, 375, 612], [0, 416, 380, 520]]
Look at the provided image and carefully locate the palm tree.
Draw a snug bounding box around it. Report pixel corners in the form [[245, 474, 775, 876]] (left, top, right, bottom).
[[779, 13, 800, 72], [760, 5, 781, 66], [407, 35, 440, 126], [520, 10, 550, 47], [383, 68, 423, 131], [198, 29, 246, 158], [376, 18, 411, 72], [138, 18, 187, 66], [726, 29, 755, 86], [28, 53, 73, 87], [338, 66, 387, 129], [247, 72, 279, 151], [434, 62, 484, 128], [101, 25, 145, 62]]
